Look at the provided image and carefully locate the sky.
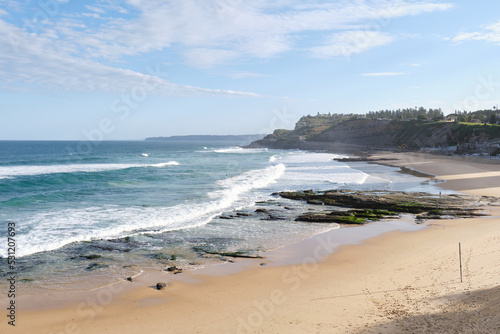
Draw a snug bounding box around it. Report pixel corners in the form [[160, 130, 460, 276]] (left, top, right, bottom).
[[0, 0, 499, 140]]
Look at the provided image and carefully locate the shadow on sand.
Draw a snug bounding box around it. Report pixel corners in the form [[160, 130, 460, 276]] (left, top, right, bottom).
[[361, 285, 500, 334]]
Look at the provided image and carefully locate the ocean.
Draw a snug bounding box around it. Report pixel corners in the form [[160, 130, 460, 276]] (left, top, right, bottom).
[[0, 140, 443, 291]]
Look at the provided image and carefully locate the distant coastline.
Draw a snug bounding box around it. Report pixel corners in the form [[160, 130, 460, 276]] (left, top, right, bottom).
[[145, 134, 266, 142]]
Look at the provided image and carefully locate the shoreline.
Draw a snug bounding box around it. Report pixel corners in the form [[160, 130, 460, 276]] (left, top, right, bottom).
[[369, 151, 500, 196], [2, 151, 500, 333], [0, 150, 434, 305]]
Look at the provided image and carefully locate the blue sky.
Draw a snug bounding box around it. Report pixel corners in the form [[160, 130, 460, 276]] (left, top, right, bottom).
[[1, 0, 499, 140]]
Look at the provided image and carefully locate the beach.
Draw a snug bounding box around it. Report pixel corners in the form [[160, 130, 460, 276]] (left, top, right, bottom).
[[3, 152, 500, 333], [4, 1, 500, 333]]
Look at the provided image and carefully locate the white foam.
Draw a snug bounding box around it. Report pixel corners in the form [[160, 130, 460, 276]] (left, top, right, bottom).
[[150, 161, 179, 167], [270, 151, 369, 190], [214, 147, 268, 154], [212, 164, 286, 203], [282, 169, 368, 185], [141, 153, 149, 157], [280, 152, 346, 163], [0, 161, 180, 178], [9, 164, 286, 258]]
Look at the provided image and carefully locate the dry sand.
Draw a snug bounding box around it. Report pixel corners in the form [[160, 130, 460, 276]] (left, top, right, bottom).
[[373, 152, 500, 196], [2, 152, 500, 334]]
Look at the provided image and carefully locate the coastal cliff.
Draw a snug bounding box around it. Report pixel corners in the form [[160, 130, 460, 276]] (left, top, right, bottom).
[[248, 115, 500, 153]]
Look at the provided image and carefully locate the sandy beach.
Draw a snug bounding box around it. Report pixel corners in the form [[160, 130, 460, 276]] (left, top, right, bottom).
[[3, 152, 500, 334]]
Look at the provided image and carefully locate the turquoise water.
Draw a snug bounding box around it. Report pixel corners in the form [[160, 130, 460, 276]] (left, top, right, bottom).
[[0, 141, 443, 289]]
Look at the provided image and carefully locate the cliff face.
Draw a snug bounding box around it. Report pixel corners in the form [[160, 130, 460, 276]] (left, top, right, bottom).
[[313, 119, 456, 148], [248, 118, 500, 151]]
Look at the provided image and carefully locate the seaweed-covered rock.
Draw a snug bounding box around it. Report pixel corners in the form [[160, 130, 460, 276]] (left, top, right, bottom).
[[296, 209, 398, 224], [146, 253, 175, 261], [193, 246, 263, 259], [85, 263, 109, 271], [260, 214, 286, 221], [278, 190, 496, 217]]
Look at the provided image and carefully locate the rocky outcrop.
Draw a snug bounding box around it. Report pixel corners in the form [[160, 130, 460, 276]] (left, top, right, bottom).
[[276, 190, 496, 221]]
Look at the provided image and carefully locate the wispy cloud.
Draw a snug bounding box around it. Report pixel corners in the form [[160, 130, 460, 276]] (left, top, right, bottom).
[[361, 72, 406, 76], [0, 0, 454, 95], [0, 20, 260, 97], [85, 5, 106, 14], [40, 0, 454, 66], [311, 31, 394, 58], [82, 13, 101, 18], [453, 21, 500, 44]]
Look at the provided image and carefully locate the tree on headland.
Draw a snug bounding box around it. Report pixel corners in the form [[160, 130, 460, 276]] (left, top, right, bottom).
[[366, 107, 443, 121], [455, 109, 500, 124], [490, 113, 497, 125]]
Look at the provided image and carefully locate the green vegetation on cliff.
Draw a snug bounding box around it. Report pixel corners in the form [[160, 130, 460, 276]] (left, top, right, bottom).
[[451, 122, 500, 142]]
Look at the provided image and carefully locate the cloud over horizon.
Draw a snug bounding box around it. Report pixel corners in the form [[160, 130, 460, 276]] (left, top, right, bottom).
[[0, 0, 454, 96]]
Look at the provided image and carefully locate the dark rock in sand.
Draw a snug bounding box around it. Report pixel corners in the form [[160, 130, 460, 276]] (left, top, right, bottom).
[[126, 277, 133, 282], [156, 282, 167, 290], [165, 266, 183, 274], [219, 212, 252, 219]]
